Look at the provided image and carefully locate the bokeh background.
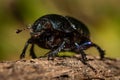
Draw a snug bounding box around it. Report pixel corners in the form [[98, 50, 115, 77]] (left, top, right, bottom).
[[0, 0, 120, 61]]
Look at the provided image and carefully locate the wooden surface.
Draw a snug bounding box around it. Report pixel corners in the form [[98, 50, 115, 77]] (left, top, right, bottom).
[[0, 56, 120, 80]]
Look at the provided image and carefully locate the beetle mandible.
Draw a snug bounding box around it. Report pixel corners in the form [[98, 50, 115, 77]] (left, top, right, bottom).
[[20, 14, 105, 64]]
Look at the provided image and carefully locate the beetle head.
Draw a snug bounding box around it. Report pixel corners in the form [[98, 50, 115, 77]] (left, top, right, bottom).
[[30, 23, 44, 38], [30, 19, 52, 38]]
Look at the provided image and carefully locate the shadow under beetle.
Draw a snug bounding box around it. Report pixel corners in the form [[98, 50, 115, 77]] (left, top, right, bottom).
[[20, 14, 105, 64]]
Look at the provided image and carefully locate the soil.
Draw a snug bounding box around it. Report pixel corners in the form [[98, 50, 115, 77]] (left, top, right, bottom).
[[0, 55, 120, 80]]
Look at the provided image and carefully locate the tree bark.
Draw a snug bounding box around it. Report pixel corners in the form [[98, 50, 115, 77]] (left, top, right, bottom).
[[0, 56, 120, 80]]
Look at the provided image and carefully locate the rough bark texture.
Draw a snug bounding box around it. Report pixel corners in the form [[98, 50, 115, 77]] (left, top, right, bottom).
[[0, 55, 120, 80]]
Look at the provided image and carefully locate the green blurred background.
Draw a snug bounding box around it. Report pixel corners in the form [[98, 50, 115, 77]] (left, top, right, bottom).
[[0, 0, 120, 61]]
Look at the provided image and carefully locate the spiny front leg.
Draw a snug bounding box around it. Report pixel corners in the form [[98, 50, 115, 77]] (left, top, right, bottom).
[[46, 41, 65, 60]]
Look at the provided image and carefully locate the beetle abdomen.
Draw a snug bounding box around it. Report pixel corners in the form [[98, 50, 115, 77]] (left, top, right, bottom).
[[65, 16, 90, 38]]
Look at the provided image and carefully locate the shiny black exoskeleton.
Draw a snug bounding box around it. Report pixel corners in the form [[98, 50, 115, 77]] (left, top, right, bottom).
[[20, 14, 105, 64]]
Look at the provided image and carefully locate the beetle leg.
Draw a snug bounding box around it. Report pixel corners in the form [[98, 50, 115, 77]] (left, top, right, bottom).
[[46, 41, 65, 60], [30, 44, 37, 59], [79, 49, 87, 64], [91, 43, 105, 59], [75, 42, 105, 59], [74, 43, 87, 63], [20, 40, 30, 59], [74, 43, 97, 72]]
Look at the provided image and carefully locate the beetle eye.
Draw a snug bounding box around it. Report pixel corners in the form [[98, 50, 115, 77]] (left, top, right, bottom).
[[36, 23, 42, 31]]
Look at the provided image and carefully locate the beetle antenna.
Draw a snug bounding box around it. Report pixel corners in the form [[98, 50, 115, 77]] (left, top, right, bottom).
[[16, 24, 32, 34]]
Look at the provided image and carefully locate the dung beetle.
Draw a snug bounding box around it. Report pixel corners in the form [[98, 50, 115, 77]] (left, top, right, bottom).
[[20, 14, 105, 64]]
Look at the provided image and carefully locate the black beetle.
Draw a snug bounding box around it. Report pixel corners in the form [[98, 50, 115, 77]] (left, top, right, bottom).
[[20, 14, 105, 64]]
